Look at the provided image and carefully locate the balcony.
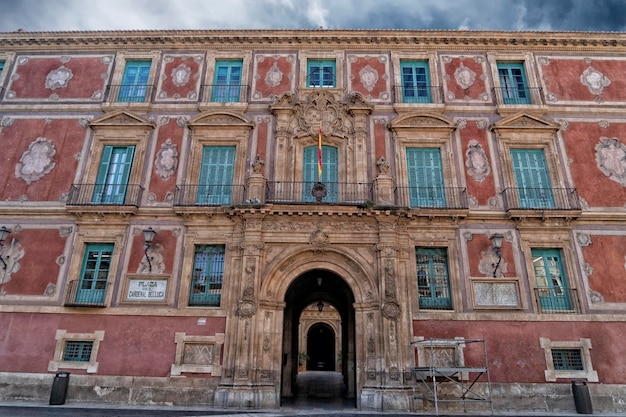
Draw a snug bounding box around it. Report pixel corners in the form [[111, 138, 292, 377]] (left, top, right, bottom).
[[66, 184, 144, 215], [174, 184, 246, 207], [200, 84, 248, 103], [534, 287, 581, 314], [63, 280, 107, 308], [493, 86, 543, 106], [395, 186, 469, 216], [106, 84, 154, 103], [394, 85, 443, 104], [501, 187, 581, 219], [266, 181, 373, 205]]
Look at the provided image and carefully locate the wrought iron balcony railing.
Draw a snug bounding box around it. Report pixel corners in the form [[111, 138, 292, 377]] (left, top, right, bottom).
[[174, 184, 246, 206], [266, 181, 373, 205], [64, 280, 108, 308], [395, 186, 468, 210], [394, 85, 443, 104], [106, 84, 155, 103], [501, 187, 580, 211], [200, 84, 249, 102], [492, 86, 543, 105], [66, 184, 144, 207], [534, 287, 581, 314]]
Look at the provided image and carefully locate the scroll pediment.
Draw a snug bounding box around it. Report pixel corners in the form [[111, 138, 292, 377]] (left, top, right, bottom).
[[89, 110, 154, 129], [491, 112, 559, 133], [188, 111, 253, 129], [390, 112, 457, 132]]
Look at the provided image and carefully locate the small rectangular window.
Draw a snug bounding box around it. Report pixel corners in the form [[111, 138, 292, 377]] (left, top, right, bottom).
[[63, 341, 93, 362], [307, 59, 336, 88], [551, 348, 584, 370], [497, 62, 531, 105], [190, 245, 225, 307]]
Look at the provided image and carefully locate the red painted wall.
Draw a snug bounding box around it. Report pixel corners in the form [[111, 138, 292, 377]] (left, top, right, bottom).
[[0, 118, 84, 202], [349, 56, 387, 99], [0, 312, 226, 377], [159, 56, 201, 100], [254, 55, 293, 99], [466, 234, 514, 277], [442, 56, 487, 100], [581, 235, 626, 303], [149, 118, 184, 202], [414, 320, 624, 384], [459, 121, 495, 206], [129, 230, 178, 274]]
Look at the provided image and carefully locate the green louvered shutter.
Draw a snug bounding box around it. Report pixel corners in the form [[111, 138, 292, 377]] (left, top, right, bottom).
[[93, 146, 134, 204], [303, 145, 338, 202], [119, 61, 151, 102], [400, 61, 431, 103], [511, 149, 554, 208], [406, 148, 446, 207], [76, 243, 114, 305], [197, 146, 235, 205], [212, 60, 242, 102], [532, 248, 571, 311], [497, 63, 530, 104]]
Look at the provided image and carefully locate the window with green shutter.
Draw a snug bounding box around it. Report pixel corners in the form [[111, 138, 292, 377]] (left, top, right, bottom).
[[307, 60, 336, 88], [76, 243, 113, 305], [416, 248, 452, 310], [400, 61, 431, 103], [406, 148, 446, 207], [497, 62, 531, 104], [118, 61, 151, 102], [303, 145, 338, 202], [532, 248, 572, 311], [197, 146, 235, 205], [189, 245, 225, 307], [92, 146, 135, 204], [212, 60, 242, 102], [510, 149, 554, 208]]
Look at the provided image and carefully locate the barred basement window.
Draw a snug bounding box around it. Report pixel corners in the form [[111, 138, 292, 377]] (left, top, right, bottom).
[[551, 348, 583, 370], [63, 341, 93, 362]]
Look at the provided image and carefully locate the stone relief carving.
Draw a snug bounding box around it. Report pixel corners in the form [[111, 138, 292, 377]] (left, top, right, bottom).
[[265, 61, 283, 87], [454, 63, 476, 89], [171, 64, 191, 87], [46, 66, 73, 90], [183, 343, 214, 365], [309, 229, 330, 252], [376, 156, 390, 175], [283, 90, 354, 138], [381, 300, 400, 320], [359, 65, 379, 92], [465, 140, 490, 183], [581, 66, 610, 95], [155, 139, 178, 180], [588, 290, 603, 304], [478, 244, 508, 278], [251, 155, 265, 174], [595, 137, 626, 186], [0, 238, 25, 290], [137, 243, 165, 274], [45, 283, 56, 296], [576, 232, 592, 247], [15, 137, 56, 185]]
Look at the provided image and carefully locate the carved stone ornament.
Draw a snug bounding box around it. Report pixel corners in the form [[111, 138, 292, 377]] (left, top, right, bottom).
[[171, 64, 191, 87], [46, 65, 73, 90], [284, 90, 354, 138], [376, 156, 390, 175], [237, 298, 257, 317], [478, 247, 508, 278], [465, 140, 490, 183], [251, 155, 265, 174], [359, 65, 379, 92], [0, 238, 25, 287], [309, 228, 330, 251], [265, 61, 283, 87], [595, 137, 626, 186], [581, 66, 610, 95], [15, 137, 56, 185], [454, 63, 476, 89], [381, 300, 400, 320], [137, 243, 165, 274], [155, 139, 178, 180]]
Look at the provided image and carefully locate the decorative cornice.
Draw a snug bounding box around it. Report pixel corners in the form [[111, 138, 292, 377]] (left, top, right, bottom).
[[2, 29, 626, 52]]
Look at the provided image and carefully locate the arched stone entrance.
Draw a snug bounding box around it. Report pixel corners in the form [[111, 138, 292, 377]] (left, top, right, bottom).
[[281, 269, 355, 405]]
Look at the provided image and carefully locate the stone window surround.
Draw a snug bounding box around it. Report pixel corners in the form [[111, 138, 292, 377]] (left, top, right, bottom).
[[298, 50, 344, 91], [540, 337, 598, 382], [487, 52, 542, 106], [390, 51, 437, 98], [203, 51, 252, 97], [171, 332, 225, 376], [48, 329, 105, 374], [0, 52, 15, 87]]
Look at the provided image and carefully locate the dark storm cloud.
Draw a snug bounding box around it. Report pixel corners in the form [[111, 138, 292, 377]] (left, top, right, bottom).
[[0, 0, 624, 33]]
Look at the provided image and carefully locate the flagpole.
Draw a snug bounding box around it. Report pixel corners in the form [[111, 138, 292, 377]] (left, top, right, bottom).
[[318, 122, 323, 182]]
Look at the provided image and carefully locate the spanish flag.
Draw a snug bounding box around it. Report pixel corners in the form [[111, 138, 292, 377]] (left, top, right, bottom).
[[317, 128, 323, 181]]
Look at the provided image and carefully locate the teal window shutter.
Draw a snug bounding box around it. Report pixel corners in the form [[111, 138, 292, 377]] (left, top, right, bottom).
[[406, 148, 446, 207], [92, 146, 135, 204], [212, 60, 242, 102], [511, 149, 554, 208], [303, 145, 338, 202], [197, 146, 236, 205], [76, 243, 114, 305], [416, 248, 452, 310], [497, 63, 530, 104], [307, 60, 336, 87], [189, 245, 225, 307], [400, 61, 431, 103], [0, 61, 4, 76], [118, 61, 151, 102], [531, 248, 572, 311]]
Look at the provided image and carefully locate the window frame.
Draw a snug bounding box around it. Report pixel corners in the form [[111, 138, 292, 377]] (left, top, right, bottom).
[[171, 332, 225, 376], [415, 247, 453, 310], [540, 337, 598, 382], [496, 62, 531, 105], [75, 242, 114, 305], [106, 52, 159, 107], [406, 147, 446, 208], [298, 51, 344, 91], [510, 148, 555, 209], [487, 53, 540, 106], [303, 144, 339, 202], [197, 145, 236, 205], [49, 330, 105, 373], [211, 59, 243, 102], [189, 244, 226, 307], [92, 145, 135, 204], [118, 60, 152, 103], [531, 248, 573, 312], [307, 59, 336, 88], [202, 51, 251, 108], [400, 60, 432, 103]]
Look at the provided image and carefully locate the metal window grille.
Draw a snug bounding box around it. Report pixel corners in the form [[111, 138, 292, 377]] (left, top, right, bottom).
[[551, 348, 583, 370], [63, 341, 93, 362]]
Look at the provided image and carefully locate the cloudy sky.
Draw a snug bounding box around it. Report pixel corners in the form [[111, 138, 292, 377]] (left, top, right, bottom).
[[0, 0, 624, 33]]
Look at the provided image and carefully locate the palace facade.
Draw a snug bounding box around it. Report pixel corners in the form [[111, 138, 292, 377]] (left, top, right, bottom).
[[0, 28, 625, 414]]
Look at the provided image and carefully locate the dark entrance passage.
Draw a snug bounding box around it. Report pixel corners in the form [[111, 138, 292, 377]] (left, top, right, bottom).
[[307, 323, 335, 371], [281, 269, 356, 408]]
